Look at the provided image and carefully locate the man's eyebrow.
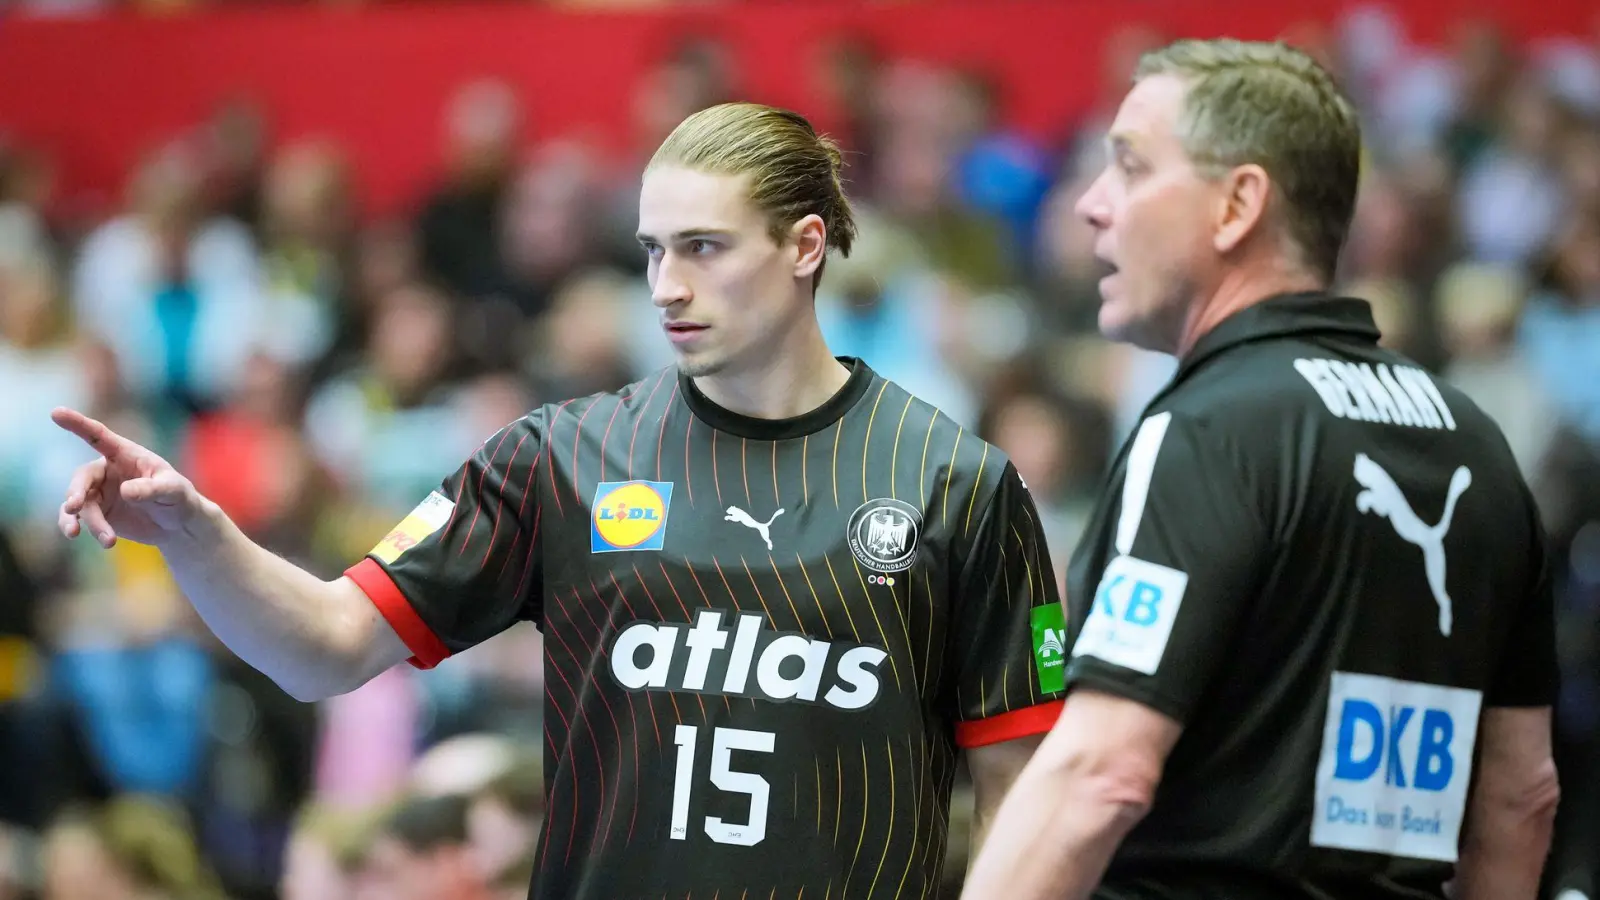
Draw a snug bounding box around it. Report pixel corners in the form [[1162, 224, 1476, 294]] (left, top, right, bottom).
[[635, 228, 731, 243]]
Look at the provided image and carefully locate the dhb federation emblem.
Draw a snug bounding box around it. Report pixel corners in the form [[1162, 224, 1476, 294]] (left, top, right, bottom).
[[847, 498, 923, 573]]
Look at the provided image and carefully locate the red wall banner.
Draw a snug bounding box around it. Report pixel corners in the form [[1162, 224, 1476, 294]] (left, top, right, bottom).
[[0, 0, 1587, 217]]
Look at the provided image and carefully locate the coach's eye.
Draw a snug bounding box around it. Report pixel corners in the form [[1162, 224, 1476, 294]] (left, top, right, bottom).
[[641, 242, 663, 259], [688, 239, 716, 256]]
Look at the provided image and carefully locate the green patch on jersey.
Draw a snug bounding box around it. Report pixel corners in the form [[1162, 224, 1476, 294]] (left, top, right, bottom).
[[1031, 602, 1068, 693]]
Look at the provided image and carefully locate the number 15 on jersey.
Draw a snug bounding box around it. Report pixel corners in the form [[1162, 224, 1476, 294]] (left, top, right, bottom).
[[671, 725, 776, 846]]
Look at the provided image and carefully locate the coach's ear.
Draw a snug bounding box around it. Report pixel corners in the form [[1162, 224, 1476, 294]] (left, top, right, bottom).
[[1212, 163, 1271, 256], [790, 214, 827, 281]]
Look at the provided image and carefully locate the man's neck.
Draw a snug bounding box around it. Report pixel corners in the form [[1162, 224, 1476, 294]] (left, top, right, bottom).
[[691, 320, 851, 421], [1175, 265, 1326, 358]]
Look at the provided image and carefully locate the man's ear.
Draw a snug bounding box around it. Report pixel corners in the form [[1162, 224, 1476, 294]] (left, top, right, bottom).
[[1213, 164, 1271, 255], [791, 214, 827, 280]]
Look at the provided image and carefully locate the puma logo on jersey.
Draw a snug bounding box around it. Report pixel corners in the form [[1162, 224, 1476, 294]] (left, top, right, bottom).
[[1353, 453, 1473, 637], [609, 610, 888, 710], [725, 506, 784, 551]]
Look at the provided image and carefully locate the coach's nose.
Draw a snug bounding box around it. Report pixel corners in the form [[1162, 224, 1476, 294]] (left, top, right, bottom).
[[651, 253, 693, 308], [1075, 170, 1113, 231]]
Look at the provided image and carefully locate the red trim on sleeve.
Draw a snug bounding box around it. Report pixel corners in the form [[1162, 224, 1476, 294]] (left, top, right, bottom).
[[345, 558, 452, 670], [955, 699, 1065, 748]]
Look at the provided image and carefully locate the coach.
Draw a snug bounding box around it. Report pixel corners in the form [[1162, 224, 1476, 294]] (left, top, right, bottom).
[[963, 38, 1561, 900]]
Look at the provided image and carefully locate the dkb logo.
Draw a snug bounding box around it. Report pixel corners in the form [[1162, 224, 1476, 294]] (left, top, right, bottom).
[[1093, 572, 1166, 626], [1312, 672, 1482, 863], [1070, 555, 1189, 676], [1333, 699, 1456, 791]]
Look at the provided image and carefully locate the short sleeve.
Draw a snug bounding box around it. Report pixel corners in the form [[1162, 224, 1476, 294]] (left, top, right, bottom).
[[1065, 412, 1269, 724], [1486, 506, 1560, 707], [948, 462, 1067, 748], [344, 413, 546, 670]]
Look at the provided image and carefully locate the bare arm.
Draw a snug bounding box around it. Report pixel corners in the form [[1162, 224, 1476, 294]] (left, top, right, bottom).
[[1452, 707, 1560, 900], [161, 502, 411, 700], [966, 735, 1043, 857], [962, 689, 1179, 900], [53, 408, 409, 701]]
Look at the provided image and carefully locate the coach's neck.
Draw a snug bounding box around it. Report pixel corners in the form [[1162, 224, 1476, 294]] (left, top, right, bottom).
[[1175, 250, 1327, 360]]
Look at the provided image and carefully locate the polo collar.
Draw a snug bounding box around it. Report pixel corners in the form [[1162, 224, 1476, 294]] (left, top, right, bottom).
[[1176, 292, 1382, 379]]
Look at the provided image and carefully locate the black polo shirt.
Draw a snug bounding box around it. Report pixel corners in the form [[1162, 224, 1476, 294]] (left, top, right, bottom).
[[1063, 293, 1559, 900]]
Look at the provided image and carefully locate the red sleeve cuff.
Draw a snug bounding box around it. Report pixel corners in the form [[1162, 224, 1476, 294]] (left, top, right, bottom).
[[955, 699, 1065, 748], [345, 558, 452, 670]]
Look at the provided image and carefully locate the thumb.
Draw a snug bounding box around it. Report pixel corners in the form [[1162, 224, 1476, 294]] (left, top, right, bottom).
[[120, 472, 191, 506]]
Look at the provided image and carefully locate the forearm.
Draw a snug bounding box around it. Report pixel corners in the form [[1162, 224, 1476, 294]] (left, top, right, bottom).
[[159, 499, 383, 701], [962, 762, 1147, 900], [1453, 793, 1558, 899], [966, 735, 1045, 861]]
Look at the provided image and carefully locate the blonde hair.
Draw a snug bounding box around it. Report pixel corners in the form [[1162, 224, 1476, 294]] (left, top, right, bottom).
[[649, 102, 857, 285], [1136, 39, 1361, 282]]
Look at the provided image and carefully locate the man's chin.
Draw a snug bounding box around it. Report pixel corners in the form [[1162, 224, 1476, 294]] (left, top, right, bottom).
[[1098, 302, 1172, 355], [675, 354, 726, 379], [1097, 298, 1136, 344]]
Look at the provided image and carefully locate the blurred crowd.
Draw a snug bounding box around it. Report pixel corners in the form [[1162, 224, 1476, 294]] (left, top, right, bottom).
[[1, 7, 1599, 899]]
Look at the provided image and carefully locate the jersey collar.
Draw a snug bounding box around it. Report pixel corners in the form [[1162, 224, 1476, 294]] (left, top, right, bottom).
[[1177, 291, 1382, 378], [679, 356, 875, 441]]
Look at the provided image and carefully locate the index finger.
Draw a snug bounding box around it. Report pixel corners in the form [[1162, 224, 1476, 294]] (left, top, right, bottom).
[[51, 407, 128, 460]]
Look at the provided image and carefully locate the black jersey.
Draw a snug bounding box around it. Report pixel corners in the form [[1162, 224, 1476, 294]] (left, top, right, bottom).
[[347, 358, 1066, 900], [1060, 295, 1559, 900]]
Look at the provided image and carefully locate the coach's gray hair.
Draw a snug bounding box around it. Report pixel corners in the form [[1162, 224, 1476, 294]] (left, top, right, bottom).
[[1136, 39, 1362, 282]]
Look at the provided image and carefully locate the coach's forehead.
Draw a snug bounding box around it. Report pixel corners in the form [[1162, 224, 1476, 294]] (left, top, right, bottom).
[[638, 166, 763, 238], [1108, 74, 1189, 157]]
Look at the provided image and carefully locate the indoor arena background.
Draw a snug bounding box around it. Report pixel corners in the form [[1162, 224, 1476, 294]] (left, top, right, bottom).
[[0, 1, 1596, 898]]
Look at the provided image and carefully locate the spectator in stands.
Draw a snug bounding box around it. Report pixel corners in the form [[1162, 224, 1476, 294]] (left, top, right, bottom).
[[0, 526, 44, 829], [1456, 72, 1573, 267], [41, 797, 225, 900], [280, 802, 367, 900], [0, 141, 55, 273], [416, 79, 524, 305], [70, 141, 264, 427], [302, 280, 477, 515], [1520, 209, 1600, 446], [977, 378, 1110, 591], [201, 99, 269, 240], [352, 794, 489, 900], [948, 67, 1053, 265], [256, 139, 354, 372], [0, 257, 94, 526], [1436, 263, 1557, 476]]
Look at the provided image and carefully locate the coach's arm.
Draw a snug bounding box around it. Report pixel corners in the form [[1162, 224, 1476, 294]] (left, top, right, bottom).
[[961, 689, 1179, 900], [1450, 707, 1561, 900]]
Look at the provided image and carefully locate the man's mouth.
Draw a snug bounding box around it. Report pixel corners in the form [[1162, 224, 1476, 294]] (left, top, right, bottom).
[[664, 321, 709, 345]]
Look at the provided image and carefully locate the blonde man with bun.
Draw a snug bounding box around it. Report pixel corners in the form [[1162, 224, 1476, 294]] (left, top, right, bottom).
[[53, 102, 1065, 898]]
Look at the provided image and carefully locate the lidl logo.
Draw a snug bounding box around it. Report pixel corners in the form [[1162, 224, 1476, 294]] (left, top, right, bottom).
[[591, 481, 674, 553]]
